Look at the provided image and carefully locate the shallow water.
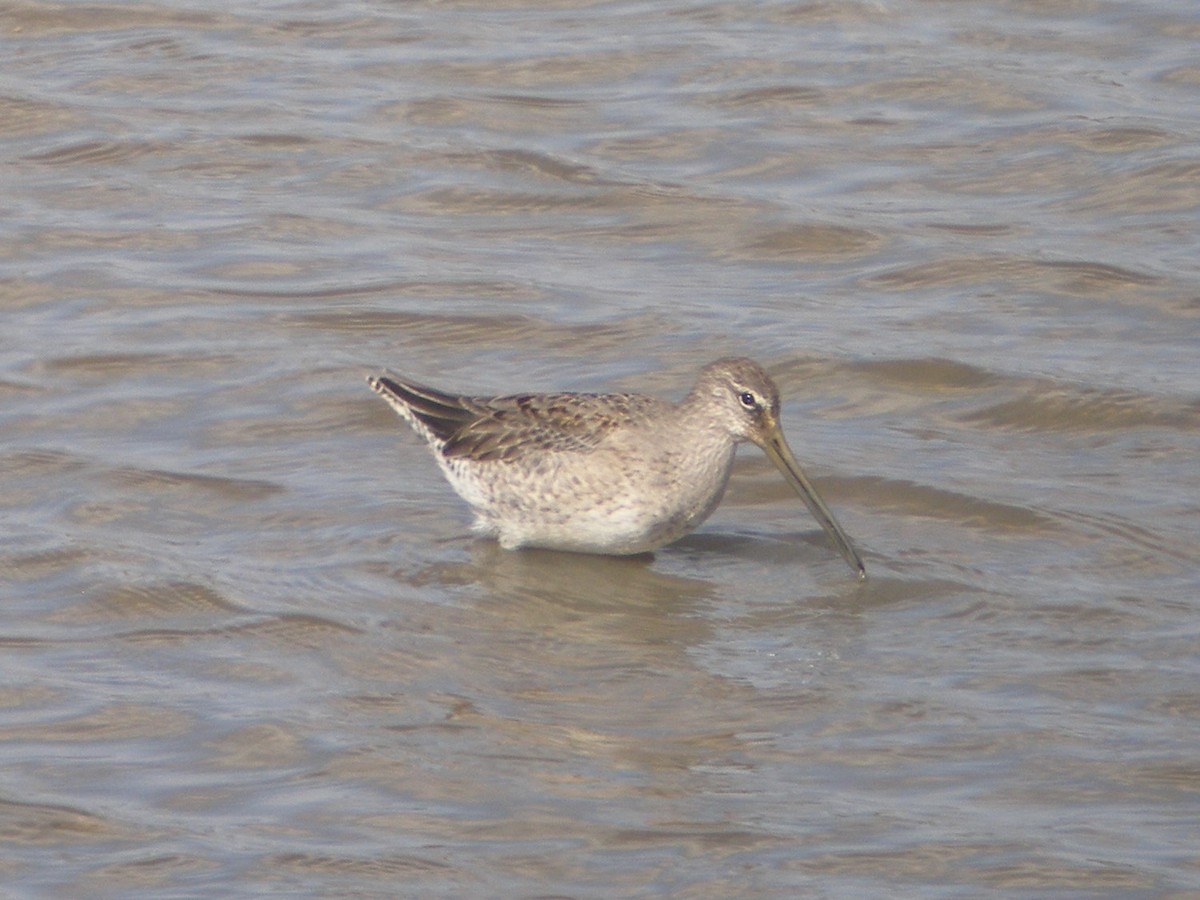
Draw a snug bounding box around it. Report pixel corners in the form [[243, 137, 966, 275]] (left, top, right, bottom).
[[3, 0, 1199, 895]]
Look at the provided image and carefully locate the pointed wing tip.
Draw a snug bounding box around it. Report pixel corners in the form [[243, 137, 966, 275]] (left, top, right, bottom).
[[367, 372, 400, 397]]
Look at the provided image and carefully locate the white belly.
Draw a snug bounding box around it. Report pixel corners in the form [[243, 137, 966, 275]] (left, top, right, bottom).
[[444, 439, 737, 555]]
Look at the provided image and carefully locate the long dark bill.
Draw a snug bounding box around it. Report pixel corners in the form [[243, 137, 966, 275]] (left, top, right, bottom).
[[760, 427, 866, 580]]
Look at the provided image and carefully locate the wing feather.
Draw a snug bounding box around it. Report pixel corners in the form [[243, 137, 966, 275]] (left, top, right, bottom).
[[369, 372, 661, 462]]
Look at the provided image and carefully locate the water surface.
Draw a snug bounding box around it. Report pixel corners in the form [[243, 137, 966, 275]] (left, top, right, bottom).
[[3, 0, 1199, 895]]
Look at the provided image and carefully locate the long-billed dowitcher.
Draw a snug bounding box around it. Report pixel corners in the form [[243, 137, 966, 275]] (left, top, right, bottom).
[[367, 357, 865, 578]]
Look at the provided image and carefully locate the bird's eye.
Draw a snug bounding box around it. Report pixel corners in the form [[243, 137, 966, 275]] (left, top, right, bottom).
[[738, 391, 757, 410]]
